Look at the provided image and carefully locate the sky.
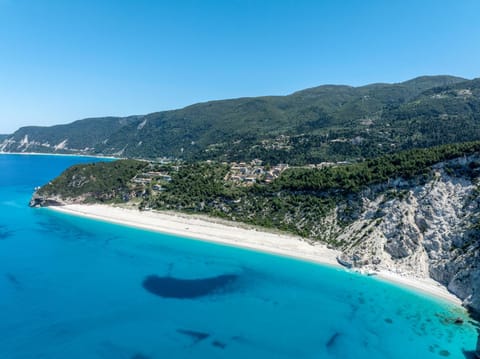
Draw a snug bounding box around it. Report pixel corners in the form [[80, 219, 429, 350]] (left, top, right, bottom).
[[0, 0, 479, 133]]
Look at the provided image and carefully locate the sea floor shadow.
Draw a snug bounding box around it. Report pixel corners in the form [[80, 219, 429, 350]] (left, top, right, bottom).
[[462, 350, 478, 359], [0, 225, 13, 240], [142, 273, 239, 299]]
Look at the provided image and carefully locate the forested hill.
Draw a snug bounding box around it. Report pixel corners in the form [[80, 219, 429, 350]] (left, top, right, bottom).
[[3, 75, 480, 164]]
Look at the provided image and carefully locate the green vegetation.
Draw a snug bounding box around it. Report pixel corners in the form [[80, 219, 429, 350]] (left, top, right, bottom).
[[155, 163, 242, 207], [39, 159, 147, 203], [4, 117, 140, 153], [147, 162, 337, 239], [274, 142, 480, 193]]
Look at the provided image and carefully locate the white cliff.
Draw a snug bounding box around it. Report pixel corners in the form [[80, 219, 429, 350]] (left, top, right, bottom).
[[335, 157, 480, 315]]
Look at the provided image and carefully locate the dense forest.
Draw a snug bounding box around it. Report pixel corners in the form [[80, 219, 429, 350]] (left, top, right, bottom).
[[37, 160, 147, 203]]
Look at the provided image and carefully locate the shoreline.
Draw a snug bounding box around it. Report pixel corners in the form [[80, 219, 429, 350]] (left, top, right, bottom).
[[0, 151, 118, 160], [48, 203, 462, 306]]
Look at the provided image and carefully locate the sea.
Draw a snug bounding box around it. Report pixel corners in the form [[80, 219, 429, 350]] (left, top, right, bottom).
[[0, 153, 478, 359]]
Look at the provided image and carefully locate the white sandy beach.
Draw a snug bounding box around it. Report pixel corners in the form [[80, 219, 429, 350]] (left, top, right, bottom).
[[49, 203, 462, 306]]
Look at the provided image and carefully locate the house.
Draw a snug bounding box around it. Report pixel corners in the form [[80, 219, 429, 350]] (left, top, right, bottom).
[[264, 173, 275, 183]]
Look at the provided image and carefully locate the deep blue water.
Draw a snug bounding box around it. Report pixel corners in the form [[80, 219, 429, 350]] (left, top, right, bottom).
[[0, 154, 478, 359]]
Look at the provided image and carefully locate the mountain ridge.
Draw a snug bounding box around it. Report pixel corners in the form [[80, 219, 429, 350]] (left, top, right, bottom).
[[1, 75, 476, 164]]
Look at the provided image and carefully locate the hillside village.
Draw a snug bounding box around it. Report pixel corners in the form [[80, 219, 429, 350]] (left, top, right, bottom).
[[126, 158, 342, 202], [126, 159, 292, 200]]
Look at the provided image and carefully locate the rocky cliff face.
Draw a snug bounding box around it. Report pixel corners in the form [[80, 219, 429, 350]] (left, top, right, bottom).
[[335, 156, 480, 316]]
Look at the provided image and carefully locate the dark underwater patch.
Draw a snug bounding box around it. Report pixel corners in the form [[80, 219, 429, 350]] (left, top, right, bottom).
[[212, 340, 227, 349], [35, 214, 90, 242], [5, 273, 21, 288], [462, 349, 479, 359], [131, 354, 151, 359], [177, 329, 210, 344], [0, 225, 13, 240], [326, 332, 341, 348], [142, 274, 238, 299]]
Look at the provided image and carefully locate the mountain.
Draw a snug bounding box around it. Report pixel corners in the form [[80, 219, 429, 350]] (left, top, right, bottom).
[[0, 117, 141, 154], [1, 75, 475, 164]]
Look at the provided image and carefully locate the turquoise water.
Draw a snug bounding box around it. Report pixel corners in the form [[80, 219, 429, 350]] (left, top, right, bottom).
[[0, 154, 478, 359]]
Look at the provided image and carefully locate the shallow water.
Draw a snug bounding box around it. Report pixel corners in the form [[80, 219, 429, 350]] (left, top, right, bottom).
[[0, 154, 478, 359]]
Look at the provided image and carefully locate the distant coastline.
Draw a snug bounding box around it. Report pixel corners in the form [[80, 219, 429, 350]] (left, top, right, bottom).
[[48, 203, 463, 307], [0, 151, 118, 160]]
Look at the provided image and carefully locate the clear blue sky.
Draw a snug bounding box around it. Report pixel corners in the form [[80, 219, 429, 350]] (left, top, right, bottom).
[[0, 0, 479, 133]]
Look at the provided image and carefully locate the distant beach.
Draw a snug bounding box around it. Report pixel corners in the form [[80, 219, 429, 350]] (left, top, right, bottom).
[[50, 203, 462, 306]]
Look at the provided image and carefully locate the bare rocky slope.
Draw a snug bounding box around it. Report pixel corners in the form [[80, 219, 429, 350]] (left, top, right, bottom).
[[333, 156, 480, 316]]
